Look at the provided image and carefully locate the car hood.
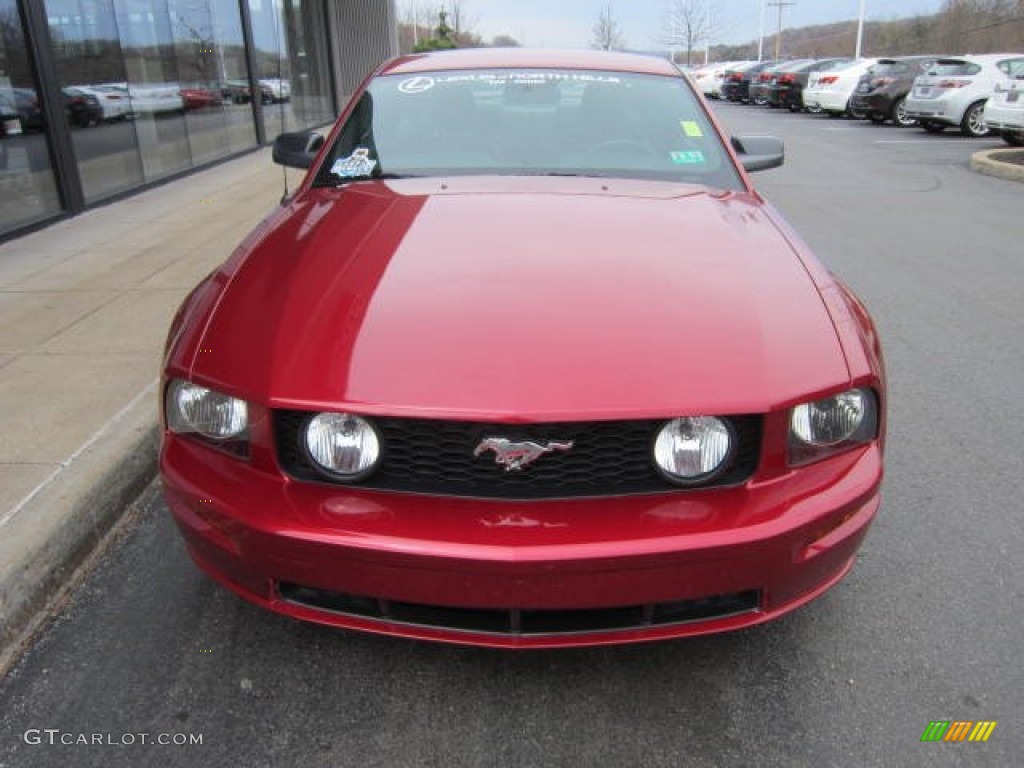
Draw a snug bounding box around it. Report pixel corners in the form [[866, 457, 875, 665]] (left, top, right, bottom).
[[188, 178, 849, 420]]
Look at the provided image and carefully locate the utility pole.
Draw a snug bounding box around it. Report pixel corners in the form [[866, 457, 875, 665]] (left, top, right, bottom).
[[767, 0, 794, 61]]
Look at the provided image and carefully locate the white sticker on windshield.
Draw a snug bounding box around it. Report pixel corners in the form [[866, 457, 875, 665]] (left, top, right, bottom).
[[398, 76, 436, 94], [396, 72, 622, 93], [330, 147, 377, 178]]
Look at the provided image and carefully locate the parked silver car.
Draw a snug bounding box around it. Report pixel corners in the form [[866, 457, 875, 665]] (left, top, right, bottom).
[[904, 53, 1024, 137]]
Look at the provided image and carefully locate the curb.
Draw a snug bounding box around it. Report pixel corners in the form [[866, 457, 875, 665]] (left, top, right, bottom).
[[0, 384, 159, 677], [970, 148, 1024, 182]]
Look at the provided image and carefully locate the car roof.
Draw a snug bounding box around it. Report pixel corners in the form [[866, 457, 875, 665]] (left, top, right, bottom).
[[877, 55, 946, 63], [380, 48, 680, 77], [935, 53, 1024, 63]]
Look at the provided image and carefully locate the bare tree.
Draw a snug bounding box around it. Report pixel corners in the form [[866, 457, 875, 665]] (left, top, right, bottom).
[[398, 2, 421, 53], [591, 5, 626, 50], [662, 0, 715, 66], [448, 1, 480, 46]]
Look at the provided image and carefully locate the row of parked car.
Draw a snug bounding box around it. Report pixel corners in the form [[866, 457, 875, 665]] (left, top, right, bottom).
[[690, 53, 1024, 146], [0, 78, 293, 137]]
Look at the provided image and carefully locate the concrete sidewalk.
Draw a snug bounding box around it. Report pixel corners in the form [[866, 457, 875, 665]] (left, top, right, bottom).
[[0, 148, 291, 672]]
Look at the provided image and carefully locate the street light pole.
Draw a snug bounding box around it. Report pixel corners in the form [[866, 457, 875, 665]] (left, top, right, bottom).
[[855, 0, 866, 59], [758, 0, 766, 61]]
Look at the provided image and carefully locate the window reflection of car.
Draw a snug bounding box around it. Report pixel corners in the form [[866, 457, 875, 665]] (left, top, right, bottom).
[[221, 80, 253, 104], [181, 87, 223, 111], [68, 84, 133, 121], [2, 86, 99, 135], [62, 87, 104, 127], [259, 77, 291, 102], [7, 88, 44, 131], [222, 79, 275, 104], [0, 92, 23, 137], [111, 82, 184, 115]]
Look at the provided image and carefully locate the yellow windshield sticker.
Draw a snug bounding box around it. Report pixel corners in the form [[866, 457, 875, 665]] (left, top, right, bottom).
[[681, 121, 703, 138]]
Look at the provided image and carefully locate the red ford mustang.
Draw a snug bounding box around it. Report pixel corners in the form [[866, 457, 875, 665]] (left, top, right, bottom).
[[160, 49, 885, 648]]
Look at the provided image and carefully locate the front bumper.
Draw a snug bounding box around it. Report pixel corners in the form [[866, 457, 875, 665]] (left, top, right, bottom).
[[162, 435, 882, 648]]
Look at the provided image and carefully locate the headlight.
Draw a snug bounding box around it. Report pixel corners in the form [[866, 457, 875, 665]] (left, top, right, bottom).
[[789, 387, 878, 465], [304, 413, 381, 480], [166, 379, 248, 439], [653, 416, 734, 484]]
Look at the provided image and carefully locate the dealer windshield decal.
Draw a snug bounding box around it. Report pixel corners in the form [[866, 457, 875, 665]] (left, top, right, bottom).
[[670, 150, 706, 165], [398, 76, 436, 94], [330, 147, 377, 178], [396, 71, 622, 93]]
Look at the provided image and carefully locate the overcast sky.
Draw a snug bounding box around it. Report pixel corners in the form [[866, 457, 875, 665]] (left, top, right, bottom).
[[440, 0, 948, 50]]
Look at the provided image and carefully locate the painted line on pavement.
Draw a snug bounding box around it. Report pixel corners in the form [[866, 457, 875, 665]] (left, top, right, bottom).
[[873, 139, 1000, 145]]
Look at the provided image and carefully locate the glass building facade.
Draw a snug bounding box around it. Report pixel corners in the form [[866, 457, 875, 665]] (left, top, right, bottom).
[[0, 0, 396, 238]]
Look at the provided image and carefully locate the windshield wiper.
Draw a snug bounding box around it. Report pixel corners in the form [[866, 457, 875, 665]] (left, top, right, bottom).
[[314, 172, 421, 187]]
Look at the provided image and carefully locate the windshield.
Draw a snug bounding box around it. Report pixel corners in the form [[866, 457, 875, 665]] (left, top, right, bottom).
[[314, 68, 743, 191]]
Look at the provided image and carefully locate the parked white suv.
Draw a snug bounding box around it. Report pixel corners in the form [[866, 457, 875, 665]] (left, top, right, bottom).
[[982, 57, 1024, 146], [904, 54, 1024, 137]]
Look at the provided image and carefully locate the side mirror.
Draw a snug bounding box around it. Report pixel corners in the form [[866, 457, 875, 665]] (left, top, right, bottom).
[[272, 130, 324, 169], [731, 135, 784, 173]]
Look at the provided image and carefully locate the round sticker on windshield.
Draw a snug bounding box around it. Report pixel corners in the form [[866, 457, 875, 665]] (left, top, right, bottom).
[[398, 76, 435, 94]]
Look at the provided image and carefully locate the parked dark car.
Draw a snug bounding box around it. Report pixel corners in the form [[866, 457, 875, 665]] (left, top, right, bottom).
[[849, 56, 945, 127], [221, 80, 252, 103], [62, 87, 104, 127], [8, 88, 44, 131], [0, 92, 21, 138], [766, 59, 851, 112], [2, 87, 105, 133], [749, 62, 795, 106], [221, 79, 274, 104], [722, 61, 776, 103]]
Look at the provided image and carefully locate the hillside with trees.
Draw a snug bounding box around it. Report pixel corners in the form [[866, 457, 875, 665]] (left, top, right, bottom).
[[396, 1, 1023, 59], [714, 0, 1023, 61]]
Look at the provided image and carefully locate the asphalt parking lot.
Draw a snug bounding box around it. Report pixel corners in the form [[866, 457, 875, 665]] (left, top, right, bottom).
[[1, 102, 1021, 768]]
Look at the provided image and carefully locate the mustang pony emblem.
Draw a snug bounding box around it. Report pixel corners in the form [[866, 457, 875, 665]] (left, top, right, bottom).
[[474, 437, 574, 472]]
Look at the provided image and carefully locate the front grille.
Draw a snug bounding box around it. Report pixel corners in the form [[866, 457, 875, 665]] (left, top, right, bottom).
[[274, 412, 761, 499], [277, 582, 761, 636]]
